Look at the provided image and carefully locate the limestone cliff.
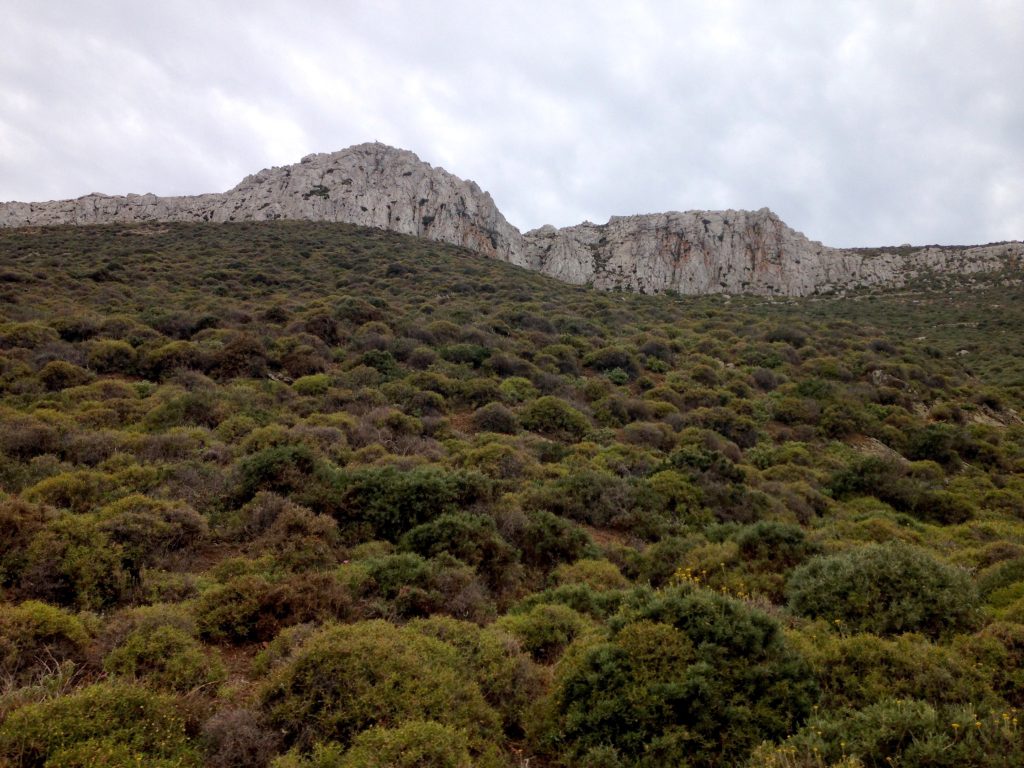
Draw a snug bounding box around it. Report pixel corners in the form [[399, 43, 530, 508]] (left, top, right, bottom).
[[1, 143, 1020, 296], [0, 143, 525, 265], [523, 208, 1023, 296]]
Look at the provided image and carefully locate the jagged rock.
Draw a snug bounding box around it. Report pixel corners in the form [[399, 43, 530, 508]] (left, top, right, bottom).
[[2, 143, 1021, 296]]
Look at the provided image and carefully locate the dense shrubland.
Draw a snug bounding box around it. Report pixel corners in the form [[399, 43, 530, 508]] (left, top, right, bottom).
[[0, 221, 1023, 767]]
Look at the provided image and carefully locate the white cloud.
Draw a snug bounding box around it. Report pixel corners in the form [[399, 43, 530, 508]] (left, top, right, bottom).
[[1, 0, 1021, 246]]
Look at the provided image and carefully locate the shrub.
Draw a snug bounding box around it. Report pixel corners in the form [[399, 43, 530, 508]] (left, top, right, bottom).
[[23, 469, 117, 514], [236, 445, 324, 502], [755, 698, 1024, 768], [399, 512, 518, 590], [104, 623, 226, 692], [0, 682, 201, 767], [20, 516, 129, 610], [471, 402, 520, 434], [553, 559, 630, 591], [583, 346, 639, 377], [88, 338, 137, 374], [786, 542, 980, 637], [201, 708, 282, 768], [0, 497, 55, 585], [0, 414, 61, 460], [38, 360, 93, 391], [796, 629, 995, 710], [336, 721, 476, 768], [0, 600, 90, 684], [97, 494, 207, 576], [495, 603, 591, 663], [538, 586, 818, 767], [520, 396, 590, 441], [517, 510, 594, 569], [196, 572, 353, 644], [329, 466, 490, 541], [407, 615, 542, 734], [260, 621, 501, 751], [735, 520, 818, 570]]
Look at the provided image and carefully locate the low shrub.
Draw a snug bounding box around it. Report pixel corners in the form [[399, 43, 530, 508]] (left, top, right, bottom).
[[0, 682, 201, 767], [0, 600, 90, 684], [786, 542, 980, 637], [260, 621, 501, 752]]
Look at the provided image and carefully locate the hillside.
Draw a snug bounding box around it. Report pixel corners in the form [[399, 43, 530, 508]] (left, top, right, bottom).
[[3, 143, 1022, 296], [1, 221, 1024, 767]]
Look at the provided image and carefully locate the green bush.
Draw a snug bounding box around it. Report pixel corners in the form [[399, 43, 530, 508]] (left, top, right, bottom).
[[735, 520, 818, 570], [236, 445, 324, 502], [260, 621, 501, 751], [755, 698, 1024, 768], [517, 509, 594, 569], [87, 338, 137, 374], [407, 615, 542, 735], [495, 603, 592, 663], [0, 600, 90, 684], [20, 515, 129, 610], [399, 512, 518, 590], [787, 542, 980, 637], [38, 360, 93, 391], [329, 466, 491, 541], [519, 396, 590, 441], [537, 585, 818, 767], [97, 494, 207, 576], [0, 682, 202, 767], [471, 402, 520, 434], [196, 572, 353, 644], [0, 498, 55, 585], [795, 629, 995, 710], [104, 623, 226, 692]]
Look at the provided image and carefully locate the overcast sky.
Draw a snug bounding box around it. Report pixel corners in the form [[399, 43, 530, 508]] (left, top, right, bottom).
[[2, 1, 1022, 247]]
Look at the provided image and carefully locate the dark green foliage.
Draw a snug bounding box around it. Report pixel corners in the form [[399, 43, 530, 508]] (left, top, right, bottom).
[[329, 466, 491, 541], [542, 585, 818, 767], [735, 520, 818, 569], [399, 512, 518, 589], [787, 542, 980, 637], [236, 445, 323, 502], [517, 509, 594, 569]]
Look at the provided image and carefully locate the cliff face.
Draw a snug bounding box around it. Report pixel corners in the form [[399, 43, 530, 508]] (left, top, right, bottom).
[[1, 143, 1020, 296], [523, 208, 1023, 296]]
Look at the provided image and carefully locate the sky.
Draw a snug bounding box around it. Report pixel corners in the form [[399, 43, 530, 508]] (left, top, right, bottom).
[[2, 1, 1022, 247]]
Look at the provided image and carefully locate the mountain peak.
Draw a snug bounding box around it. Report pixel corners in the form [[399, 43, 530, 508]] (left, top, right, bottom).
[[1, 143, 1020, 296]]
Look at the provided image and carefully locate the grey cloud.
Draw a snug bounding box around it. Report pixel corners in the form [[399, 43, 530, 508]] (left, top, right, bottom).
[[1, 0, 1021, 247]]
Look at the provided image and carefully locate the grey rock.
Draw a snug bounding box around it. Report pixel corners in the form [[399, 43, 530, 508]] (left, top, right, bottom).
[[2, 143, 1021, 296]]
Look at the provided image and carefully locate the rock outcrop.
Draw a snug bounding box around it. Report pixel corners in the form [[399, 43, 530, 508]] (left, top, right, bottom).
[[522, 208, 1023, 296], [2, 143, 1020, 296], [0, 143, 525, 265]]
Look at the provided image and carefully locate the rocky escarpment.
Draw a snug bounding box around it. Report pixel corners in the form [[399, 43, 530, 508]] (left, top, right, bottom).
[[0, 143, 525, 265], [523, 209, 1024, 296], [2, 143, 1021, 296]]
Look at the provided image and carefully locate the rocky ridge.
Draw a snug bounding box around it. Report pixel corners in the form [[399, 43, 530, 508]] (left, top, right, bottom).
[[2, 143, 1020, 296]]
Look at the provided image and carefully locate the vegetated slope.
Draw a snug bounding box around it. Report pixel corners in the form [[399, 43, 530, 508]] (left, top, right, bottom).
[[1, 221, 1023, 768]]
